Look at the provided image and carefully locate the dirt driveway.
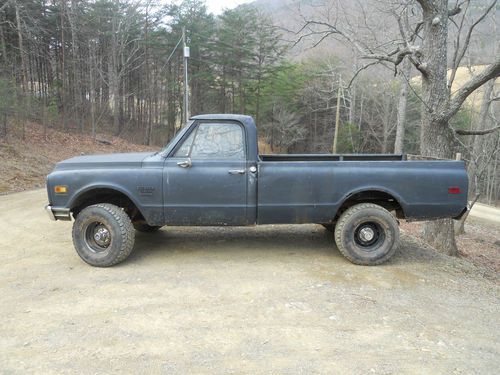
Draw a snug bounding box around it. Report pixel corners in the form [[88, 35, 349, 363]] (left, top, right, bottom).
[[0, 190, 499, 374]]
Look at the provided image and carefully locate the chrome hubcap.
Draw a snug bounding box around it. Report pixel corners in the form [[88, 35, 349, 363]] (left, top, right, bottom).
[[93, 225, 111, 247], [84, 222, 112, 253], [359, 227, 375, 242], [354, 222, 382, 249]]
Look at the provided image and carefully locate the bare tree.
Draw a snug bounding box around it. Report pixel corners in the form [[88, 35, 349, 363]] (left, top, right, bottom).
[[294, 0, 500, 255], [394, 57, 412, 154], [264, 104, 307, 151], [105, 1, 144, 135]]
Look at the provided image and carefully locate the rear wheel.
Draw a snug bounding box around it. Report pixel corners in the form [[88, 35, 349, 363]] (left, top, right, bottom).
[[334, 203, 399, 265], [72, 203, 135, 267]]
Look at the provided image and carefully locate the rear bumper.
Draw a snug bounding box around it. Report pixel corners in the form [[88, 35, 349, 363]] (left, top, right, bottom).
[[45, 205, 72, 221]]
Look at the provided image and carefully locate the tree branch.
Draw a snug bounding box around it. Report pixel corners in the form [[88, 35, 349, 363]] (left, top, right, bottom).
[[448, 5, 463, 17], [415, 0, 432, 11], [443, 61, 500, 121], [455, 126, 500, 135], [450, 0, 496, 90], [0, 0, 12, 13], [293, 5, 431, 78], [409, 22, 423, 43], [347, 61, 380, 89]]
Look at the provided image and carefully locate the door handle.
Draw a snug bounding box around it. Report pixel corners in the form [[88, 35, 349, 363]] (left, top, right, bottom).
[[177, 158, 192, 168], [228, 169, 245, 175]]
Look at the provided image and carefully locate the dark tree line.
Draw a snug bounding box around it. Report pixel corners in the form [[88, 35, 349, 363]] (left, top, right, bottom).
[[0, 0, 285, 144]]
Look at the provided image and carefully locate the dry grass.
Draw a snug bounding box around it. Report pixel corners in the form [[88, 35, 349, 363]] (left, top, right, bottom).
[[400, 221, 500, 274], [0, 122, 156, 194]]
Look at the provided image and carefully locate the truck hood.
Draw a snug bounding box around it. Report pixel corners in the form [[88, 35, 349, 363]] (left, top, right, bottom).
[[54, 152, 155, 170]]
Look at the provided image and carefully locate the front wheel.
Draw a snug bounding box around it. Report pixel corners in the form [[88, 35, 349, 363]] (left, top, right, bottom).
[[72, 203, 135, 267], [334, 203, 399, 265]]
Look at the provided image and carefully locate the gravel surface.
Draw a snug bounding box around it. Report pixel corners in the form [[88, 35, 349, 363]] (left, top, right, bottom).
[[1, 189, 499, 374]]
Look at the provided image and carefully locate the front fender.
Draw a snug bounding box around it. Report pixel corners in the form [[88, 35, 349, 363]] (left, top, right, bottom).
[[67, 183, 142, 210]]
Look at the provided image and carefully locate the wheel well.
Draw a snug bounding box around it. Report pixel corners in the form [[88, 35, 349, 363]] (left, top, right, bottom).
[[71, 188, 144, 222], [336, 190, 405, 220]]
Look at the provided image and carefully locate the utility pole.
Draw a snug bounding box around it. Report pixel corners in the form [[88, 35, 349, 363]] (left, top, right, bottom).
[[182, 26, 190, 125], [332, 75, 342, 154], [60, 0, 66, 129]]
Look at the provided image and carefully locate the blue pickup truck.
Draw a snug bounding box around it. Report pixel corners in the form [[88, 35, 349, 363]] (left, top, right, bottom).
[[46, 114, 468, 267]]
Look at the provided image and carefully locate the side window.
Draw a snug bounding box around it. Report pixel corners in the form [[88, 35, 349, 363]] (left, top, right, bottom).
[[190, 123, 245, 159], [174, 129, 196, 157], [176, 123, 243, 159]]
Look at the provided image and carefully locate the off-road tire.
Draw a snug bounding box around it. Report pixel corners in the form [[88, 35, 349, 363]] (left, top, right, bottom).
[[72, 203, 135, 267], [334, 203, 399, 265], [133, 223, 162, 233]]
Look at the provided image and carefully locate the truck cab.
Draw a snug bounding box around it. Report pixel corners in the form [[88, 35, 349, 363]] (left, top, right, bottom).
[[161, 115, 258, 226]]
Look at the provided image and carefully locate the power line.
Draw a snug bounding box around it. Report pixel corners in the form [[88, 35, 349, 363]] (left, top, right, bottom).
[[160, 35, 182, 71]]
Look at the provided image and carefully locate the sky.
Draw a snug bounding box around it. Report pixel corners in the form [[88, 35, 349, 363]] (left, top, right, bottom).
[[204, 0, 251, 15]]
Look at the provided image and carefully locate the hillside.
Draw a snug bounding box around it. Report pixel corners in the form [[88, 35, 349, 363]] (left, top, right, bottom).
[[0, 123, 156, 194]]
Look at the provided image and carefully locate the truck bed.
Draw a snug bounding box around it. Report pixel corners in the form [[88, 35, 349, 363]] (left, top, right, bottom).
[[260, 154, 406, 162]]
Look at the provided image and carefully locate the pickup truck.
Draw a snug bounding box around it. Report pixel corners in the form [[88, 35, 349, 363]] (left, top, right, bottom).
[[46, 114, 468, 267]]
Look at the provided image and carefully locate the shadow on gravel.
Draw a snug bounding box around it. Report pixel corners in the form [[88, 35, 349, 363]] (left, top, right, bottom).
[[126, 224, 419, 267]]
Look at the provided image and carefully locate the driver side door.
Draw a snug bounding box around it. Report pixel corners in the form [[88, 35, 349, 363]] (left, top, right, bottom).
[[163, 121, 249, 225]]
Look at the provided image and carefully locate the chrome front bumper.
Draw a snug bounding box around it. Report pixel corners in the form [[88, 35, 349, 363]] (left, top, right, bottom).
[[45, 205, 72, 221]]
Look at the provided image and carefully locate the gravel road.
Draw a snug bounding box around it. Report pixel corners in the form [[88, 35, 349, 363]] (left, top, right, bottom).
[[470, 203, 500, 224], [1, 189, 499, 374]]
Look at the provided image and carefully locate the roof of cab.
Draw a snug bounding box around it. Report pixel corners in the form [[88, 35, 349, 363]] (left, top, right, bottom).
[[190, 113, 254, 124]]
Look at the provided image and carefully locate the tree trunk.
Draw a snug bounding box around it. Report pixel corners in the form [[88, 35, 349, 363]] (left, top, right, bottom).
[[467, 79, 495, 196], [112, 73, 120, 134], [89, 41, 96, 139], [394, 57, 411, 154], [0, 20, 8, 69], [68, 0, 82, 132], [419, 0, 459, 256], [59, 0, 66, 129], [15, 5, 27, 92], [455, 193, 479, 235], [108, 46, 120, 135], [109, 17, 121, 135], [15, 4, 28, 139]]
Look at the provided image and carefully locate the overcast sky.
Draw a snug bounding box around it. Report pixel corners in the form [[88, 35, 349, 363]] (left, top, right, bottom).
[[204, 0, 251, 15]]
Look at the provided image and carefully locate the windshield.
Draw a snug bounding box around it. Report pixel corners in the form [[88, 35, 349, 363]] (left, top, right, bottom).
[[160, 120, 194, 155]]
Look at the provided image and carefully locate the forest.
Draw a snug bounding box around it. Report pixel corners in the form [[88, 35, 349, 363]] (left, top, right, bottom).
[[0, 0, 498, 253]]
